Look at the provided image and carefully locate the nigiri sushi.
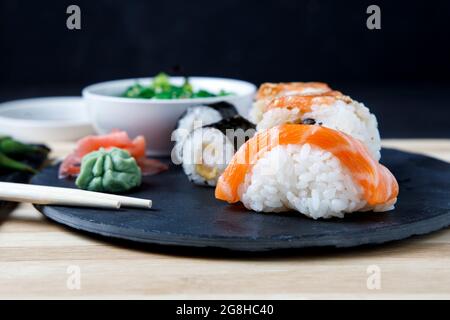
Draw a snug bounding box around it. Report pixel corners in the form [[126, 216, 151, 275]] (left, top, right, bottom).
[[249, 82, 332, 124], [181, 115, 256, 186], [172, 102, 238, 163], [254, 90, 382, 160], [215, 124, 398, 219]]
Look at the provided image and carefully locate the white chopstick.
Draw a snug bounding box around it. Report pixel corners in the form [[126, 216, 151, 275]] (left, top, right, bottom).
[[0, 182, 152, 210], [1, 182, 152, 209], [0, 186, 120, 209]]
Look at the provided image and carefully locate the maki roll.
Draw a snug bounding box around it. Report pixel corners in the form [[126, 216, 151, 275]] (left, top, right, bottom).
[[172, 102, 238, 163], [181, 116, 256, 186], [215, 124, 398, 219], [254, 89, 382, 161]]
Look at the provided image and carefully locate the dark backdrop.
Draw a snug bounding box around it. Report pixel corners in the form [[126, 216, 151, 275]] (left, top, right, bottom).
[[0, 0, 449, 137]]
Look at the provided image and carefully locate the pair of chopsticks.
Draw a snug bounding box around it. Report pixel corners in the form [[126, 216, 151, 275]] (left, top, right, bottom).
[[0, 182, 152, 210]]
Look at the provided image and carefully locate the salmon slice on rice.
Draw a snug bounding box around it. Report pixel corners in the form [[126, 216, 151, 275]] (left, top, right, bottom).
[[215, 124, 398, 219]]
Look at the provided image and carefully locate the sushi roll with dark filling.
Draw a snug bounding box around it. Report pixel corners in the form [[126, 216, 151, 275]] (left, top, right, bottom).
[[172, 102, 238, 163], [181, 116, 256, 186]]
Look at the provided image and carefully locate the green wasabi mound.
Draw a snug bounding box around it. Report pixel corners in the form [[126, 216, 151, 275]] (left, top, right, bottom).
[[75, 148, 142, 193]]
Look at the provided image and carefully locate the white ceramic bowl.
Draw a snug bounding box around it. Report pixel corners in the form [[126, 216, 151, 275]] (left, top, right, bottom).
[[0, 97, 94, 143], [82, 77, 256, 156]]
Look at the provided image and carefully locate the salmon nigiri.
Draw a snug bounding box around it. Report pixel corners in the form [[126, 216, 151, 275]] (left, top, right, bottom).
[[215, 124, 398, 219], [255, 90, 381, 161], [255, 82, 332, 101], [249, 82, 332, 125], [59, 130, 167, 178]]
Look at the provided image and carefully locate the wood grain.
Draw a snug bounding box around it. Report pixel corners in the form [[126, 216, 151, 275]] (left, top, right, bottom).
[[0, 139, 449, 299]]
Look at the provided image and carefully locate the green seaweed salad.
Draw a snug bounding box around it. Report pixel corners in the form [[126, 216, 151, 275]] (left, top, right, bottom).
[[122, 73, 232, 99]]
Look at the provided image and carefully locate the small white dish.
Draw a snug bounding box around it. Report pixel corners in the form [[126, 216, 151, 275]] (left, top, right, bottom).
[[0, 97, 95, 143], [83, 77, 257, 156]]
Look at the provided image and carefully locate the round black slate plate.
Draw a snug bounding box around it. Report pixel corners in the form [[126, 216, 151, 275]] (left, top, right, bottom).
[[31, 148, 450, 252]]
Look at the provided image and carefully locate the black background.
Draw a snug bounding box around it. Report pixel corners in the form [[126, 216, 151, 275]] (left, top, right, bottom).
[[0, 0, 449, 137]]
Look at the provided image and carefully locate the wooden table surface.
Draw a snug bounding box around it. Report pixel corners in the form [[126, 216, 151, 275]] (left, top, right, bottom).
[[1, 139, 450, 299]]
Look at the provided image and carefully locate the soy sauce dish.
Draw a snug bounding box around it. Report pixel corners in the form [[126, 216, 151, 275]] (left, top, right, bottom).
[[0, 97, 94, 142], [82, 76, 257, 156]]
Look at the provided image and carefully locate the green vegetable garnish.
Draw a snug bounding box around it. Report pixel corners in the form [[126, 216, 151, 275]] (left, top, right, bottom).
[[121, 72, 233, 99], [218, 89, 231, 96], [152, 72, 171, 93], [0, 137, 49, 156], [181, 77, 194, 96], [192, 90, 216, 98], [75, 148, 141, 193], [0, 137, 49, 174], [0, 152, 37, 174]]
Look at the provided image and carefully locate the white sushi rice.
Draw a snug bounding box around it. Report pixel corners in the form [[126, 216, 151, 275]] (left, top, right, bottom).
[[172, 106, 223, 164], [249, 100, 269, 124], [239, 144, 395, 219], [256, 99, 381, 161], [182, 127, 235, 186]]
